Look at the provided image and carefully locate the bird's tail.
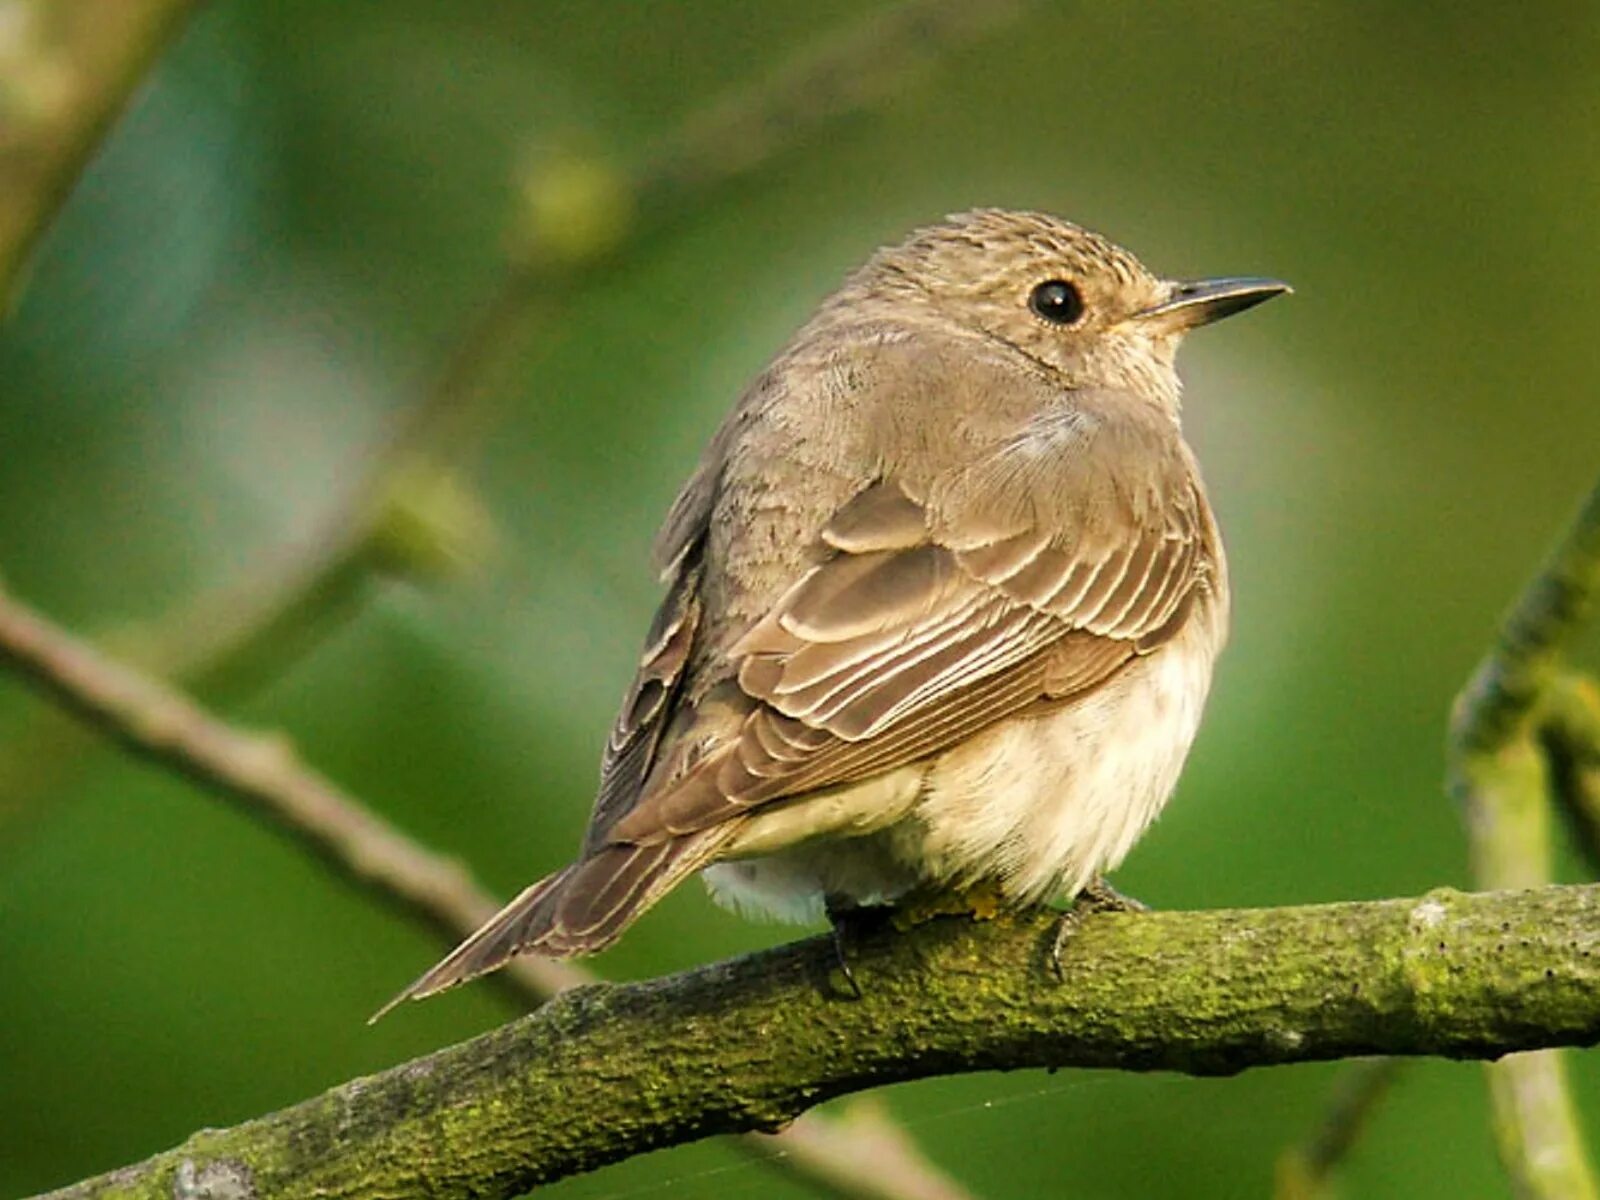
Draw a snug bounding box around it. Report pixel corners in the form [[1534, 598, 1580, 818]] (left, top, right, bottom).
[[371, 832, 725, 1021]]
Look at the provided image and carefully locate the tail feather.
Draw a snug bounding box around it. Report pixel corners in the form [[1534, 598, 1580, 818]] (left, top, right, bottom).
[[371, 832, 729, 1021], [369, 867, 573, 1023], [554, 841, 675, 945]]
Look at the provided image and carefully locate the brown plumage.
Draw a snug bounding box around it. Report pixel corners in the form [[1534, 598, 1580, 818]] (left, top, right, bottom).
[[379, 209, 1286, 1014]]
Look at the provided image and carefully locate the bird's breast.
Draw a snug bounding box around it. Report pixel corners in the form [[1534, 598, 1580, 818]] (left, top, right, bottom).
[[896, 589, 1226, 903]]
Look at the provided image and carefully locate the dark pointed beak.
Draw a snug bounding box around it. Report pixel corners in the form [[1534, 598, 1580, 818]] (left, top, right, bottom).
[[1135, 276, 1291, 332]]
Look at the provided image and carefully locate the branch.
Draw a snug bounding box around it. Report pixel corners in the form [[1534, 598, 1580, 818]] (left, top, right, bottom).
[[32, 885, 1600, 1200], [0, 576, 578, 998], [1273, 1058, 1402, 1200], [1452, 475, 1600, 756], [629, 0, 1027, 222], [1543, 672, 1600, 876], [0, 578, 972, 1200], [0, 0, 203, 306], [1455, 730, 1599, 1200], [1447, 470, 1600, 1200]]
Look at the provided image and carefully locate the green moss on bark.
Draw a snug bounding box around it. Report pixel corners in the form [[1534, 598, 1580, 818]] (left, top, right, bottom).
[[36, 884, 1600, 1200]]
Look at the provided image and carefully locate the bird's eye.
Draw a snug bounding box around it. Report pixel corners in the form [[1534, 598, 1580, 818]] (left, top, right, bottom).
[[1028, 279, 1084, 325]]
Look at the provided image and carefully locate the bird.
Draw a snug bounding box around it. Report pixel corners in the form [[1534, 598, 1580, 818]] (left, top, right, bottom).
[[379, 208, 1287, 1014]]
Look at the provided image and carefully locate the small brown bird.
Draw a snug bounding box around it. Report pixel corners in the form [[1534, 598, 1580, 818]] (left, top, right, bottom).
[[383, 209, 1286, 1012]]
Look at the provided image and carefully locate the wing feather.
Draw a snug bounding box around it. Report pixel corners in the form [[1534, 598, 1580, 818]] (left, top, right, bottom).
[[584, 552, 703, 851], [608, 405, 1215, 851]]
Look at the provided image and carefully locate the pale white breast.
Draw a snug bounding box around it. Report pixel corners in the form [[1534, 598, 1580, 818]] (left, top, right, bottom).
[[899, 602, 1223, 905]]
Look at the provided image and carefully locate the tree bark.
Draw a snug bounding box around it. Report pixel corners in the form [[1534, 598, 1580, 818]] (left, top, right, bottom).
[[36, 884, 1600, 1200]]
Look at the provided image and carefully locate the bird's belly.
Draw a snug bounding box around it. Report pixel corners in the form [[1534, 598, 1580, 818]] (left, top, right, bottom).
[[903, 641, 1214, 904], [701, 635, 1217, 922], [700, 766, 926, 924]]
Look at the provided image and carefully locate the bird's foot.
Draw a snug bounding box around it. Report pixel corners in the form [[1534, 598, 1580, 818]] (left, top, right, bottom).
[[825, 900, 890, 999], [1050, 876, 1149, 980], [828, 918, 862, 1000]]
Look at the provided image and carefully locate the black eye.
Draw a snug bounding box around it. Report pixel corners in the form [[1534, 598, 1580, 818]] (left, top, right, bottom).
[[1028, 279, 1084, 325]]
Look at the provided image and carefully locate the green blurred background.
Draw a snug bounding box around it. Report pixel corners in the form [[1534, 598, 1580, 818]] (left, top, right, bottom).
[[4, 2, 1600, 1196]]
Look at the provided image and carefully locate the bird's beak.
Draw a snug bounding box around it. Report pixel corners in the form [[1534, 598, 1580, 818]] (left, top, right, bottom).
[[1135, 276, 1291, 333]]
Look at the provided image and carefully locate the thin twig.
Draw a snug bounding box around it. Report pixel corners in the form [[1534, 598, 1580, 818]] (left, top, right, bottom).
[[176, 0, 1039, 658], [31, 883, 1600, 1200], [176, 0, 1037, 683], [1446, 471, 1600, 1200], [633, 0, 1027, 221], [1273, 1058, 1403, 1200], [0, 0, 205, 307], [0, 577, 585, 999], [0, 578, 972, 1200]]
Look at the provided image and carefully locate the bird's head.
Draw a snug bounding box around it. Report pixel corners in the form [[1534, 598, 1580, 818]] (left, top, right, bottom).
[[859, 208, 1288, 411]]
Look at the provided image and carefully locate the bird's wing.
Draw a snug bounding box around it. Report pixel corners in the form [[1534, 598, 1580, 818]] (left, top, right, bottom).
[[582, 540, 705, 852], [610, 410, 1214, 844]]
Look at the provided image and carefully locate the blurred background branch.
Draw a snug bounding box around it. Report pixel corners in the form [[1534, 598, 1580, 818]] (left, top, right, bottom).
[[1278, 471, 1600, 1200], [1543, 673, 1600, 874], [1452, 479, 1600, 761], [1274, 1058, 1403, 1200], [0, 576, 587, 1000], [1447, 473, 1600, 1200], [0, 0, 202, 307], [0, 0, 1031, 842]]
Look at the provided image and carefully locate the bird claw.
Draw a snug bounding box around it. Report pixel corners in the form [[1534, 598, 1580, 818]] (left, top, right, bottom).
[[826, 902, 864, 999], [832, 924, 863, 999], [1050, 876, 1149, 980], [1048, 909, 1081, 981]]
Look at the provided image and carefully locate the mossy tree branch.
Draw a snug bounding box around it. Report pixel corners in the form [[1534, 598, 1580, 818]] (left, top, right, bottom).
[[32, 885, 1600, 1200], [0, 576, 975, 1200]]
